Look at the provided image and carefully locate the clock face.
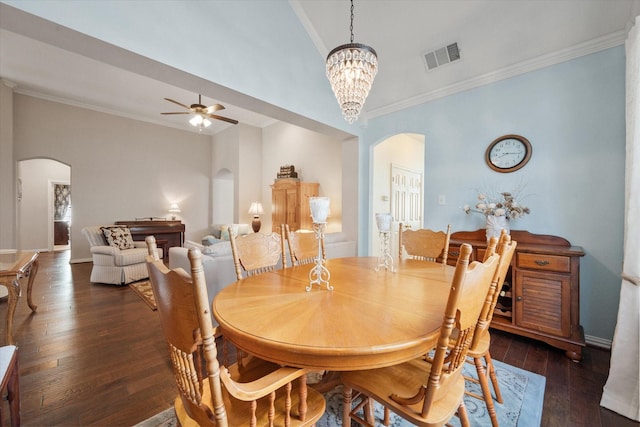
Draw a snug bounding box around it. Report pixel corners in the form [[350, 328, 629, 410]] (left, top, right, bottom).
[[485, 135, 532, 173]]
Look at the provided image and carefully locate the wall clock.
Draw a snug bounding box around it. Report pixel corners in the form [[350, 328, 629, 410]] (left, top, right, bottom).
[[485, 134, 532, 173]]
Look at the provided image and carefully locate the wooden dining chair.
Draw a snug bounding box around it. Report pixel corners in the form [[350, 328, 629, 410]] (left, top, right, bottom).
[[341, 243, 499, 427], [283, 224, 324, 267], [462, 230, 517, 427], [145, 247, 326, 427], [399, 223, 452, 263], [229, 228, 283, 280]]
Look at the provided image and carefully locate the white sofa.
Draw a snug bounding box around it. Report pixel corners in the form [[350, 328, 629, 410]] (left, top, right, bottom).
[[82, 225, 163, 285], [168, 230, 357, 315]]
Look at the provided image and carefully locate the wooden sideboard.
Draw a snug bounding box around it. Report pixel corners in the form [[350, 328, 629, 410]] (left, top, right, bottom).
[[115, 220, 184, 262], [271, 179, 319, 232], [449, 229, 586, 361]]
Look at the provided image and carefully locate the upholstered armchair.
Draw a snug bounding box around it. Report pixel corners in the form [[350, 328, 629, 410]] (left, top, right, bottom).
[[82, 226, 162, 285]]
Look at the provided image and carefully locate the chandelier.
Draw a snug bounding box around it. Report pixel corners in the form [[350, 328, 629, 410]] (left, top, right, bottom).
[[326, 0, 378, 124]]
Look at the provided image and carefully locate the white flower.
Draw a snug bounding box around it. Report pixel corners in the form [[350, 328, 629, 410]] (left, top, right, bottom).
[[463, 187, 530, 220]]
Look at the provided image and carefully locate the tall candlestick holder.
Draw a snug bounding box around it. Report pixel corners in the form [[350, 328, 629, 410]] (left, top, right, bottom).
[[307, 222, 333, 291], [374, 213, 395, 272], [307, 197, 333, 291]]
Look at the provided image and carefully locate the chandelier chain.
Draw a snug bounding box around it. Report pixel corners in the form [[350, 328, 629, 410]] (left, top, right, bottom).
[[350, 0, 354, 43]]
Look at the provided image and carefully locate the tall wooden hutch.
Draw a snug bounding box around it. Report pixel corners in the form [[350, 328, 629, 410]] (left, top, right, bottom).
[[271, 179, 319, 232]]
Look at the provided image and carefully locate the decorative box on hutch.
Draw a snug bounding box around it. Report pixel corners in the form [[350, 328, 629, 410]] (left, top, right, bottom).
[[449, 229, 586, 361]]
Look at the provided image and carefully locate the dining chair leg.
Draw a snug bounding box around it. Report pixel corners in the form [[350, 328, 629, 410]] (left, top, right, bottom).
[[457, 402, 470, 427], [342, 385, 353, 427], [485, 352, 503, 403], [474, 356, 499, 427]]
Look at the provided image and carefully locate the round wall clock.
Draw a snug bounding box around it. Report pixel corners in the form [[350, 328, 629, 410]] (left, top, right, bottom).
[[485, 134, 532, 173]]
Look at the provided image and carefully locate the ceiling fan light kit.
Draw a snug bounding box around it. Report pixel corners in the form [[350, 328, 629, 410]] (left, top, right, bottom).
[[161, 94, 238, 130], [326, 0, 377, 124]]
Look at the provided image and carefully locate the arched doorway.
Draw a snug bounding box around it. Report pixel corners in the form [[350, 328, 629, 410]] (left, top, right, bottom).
[[370, 134, 425, 256], [17, 158, 71, 251]]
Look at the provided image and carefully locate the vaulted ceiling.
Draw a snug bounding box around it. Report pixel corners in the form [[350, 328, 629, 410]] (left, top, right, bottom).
[[1, 0, 638, 135]]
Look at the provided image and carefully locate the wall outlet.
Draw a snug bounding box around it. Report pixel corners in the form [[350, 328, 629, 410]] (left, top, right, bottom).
[[438, 195, 446, 205]]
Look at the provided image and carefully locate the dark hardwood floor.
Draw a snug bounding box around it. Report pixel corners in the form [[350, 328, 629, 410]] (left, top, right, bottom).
[[0, 250, 637, 426]]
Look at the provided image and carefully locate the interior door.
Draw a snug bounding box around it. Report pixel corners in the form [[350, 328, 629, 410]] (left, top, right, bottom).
[[390, 164, 423, 256]]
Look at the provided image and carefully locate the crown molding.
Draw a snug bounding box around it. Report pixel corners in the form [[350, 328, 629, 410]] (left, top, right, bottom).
[[367, 30, 627, 120]]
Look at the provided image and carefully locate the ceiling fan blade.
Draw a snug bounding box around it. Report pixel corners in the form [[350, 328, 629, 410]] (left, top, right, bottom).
[[164, 98, 191, 110], [161, 112, 191, 115], [205, 113, 239, 125], [206, 104, 225, 114]]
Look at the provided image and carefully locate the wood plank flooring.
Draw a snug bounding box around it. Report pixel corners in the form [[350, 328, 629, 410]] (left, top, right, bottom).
[[0, 250, 636, 426]]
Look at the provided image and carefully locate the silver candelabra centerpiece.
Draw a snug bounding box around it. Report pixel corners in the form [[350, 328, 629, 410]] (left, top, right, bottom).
[[307, 197, 333, 291], [374, 212, 395, 272]]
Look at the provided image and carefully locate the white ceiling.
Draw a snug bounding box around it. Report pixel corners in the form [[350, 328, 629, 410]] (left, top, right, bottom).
[[1, 0, 638, 135]]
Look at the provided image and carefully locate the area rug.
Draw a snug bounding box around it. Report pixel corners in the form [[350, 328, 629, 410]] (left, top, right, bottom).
[[134, 359, 545, 426], [129, 280, 156, 310]]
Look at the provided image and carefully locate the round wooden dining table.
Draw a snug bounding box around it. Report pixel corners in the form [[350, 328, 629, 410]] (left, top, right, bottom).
[[212, 256, 456, 371]]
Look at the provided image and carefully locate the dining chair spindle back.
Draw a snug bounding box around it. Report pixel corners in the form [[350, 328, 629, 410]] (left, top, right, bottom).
[[399, 223, 452, 264], [463, 230, 517, 427], [283, 224, 324, 267], [341, 243, 500, 427], [229, 229, 283, 280], [145, 246, 325, 427]]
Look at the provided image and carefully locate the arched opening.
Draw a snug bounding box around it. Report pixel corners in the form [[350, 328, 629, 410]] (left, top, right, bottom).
[[17, 158, 71, 252], [212, 168, 234, 224], [370, 133, 425, 257]]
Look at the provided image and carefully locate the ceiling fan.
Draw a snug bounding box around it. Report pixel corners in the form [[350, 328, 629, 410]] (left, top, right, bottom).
[[161, 94, 238, 126]]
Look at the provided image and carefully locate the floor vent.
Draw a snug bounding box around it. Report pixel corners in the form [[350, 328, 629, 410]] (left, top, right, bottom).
[[423, 42, 461, 71]]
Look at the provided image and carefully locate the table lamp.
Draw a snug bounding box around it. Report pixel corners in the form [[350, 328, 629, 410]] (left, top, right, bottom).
[[168, 203, 181, 220], [248, 202, 264, 232]]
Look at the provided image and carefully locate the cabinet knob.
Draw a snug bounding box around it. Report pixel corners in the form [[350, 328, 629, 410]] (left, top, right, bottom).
[[534, 260, 550, 266], [516, 296, 523, 301]]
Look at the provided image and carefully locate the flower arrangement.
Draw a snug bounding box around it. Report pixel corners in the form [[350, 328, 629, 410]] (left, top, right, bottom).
[[463, 189, 530, 220]]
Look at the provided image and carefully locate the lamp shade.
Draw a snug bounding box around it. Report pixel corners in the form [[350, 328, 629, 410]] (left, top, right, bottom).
[[248, 202, 264, 216], [168, 203, 181, 214], [309, 197, 330, 223]]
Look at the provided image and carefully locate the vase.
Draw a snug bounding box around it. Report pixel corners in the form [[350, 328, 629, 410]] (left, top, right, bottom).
[[486, 215, 509, 241]]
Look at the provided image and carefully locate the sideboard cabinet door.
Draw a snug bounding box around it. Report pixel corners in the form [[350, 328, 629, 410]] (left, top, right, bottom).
[[514, 269, 571, 337]]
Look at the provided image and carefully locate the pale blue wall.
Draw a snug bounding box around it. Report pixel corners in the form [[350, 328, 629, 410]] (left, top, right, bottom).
[[360, 47, 626, 341]]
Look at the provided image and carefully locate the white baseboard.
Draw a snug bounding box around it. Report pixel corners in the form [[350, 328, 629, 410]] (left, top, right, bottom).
[[586, 334, 612, 349], [70, 258, 92, 264]]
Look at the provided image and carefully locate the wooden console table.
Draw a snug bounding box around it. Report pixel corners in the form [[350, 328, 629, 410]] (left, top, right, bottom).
[[449, 229, 586, 361], [0, 251, 39, 345], [115, 220, 184, 262]]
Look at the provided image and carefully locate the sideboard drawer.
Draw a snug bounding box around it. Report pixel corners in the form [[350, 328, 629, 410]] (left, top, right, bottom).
[[517, 253, 570, 273]]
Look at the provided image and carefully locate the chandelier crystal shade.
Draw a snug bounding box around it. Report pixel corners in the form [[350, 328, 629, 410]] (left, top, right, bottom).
[[326, 0, 378, 124]]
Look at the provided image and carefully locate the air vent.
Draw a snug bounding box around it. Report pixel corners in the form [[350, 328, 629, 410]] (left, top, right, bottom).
[[423, 42, 461, 71]]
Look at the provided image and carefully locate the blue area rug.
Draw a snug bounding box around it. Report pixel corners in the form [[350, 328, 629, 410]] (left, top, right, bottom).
[[135, 360, 545, 427], [319, 359, 545, 427]]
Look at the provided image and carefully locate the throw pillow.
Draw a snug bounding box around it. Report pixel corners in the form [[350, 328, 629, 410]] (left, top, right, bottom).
[[100, 226, 135, 250], [202, 235, 222, 246]]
